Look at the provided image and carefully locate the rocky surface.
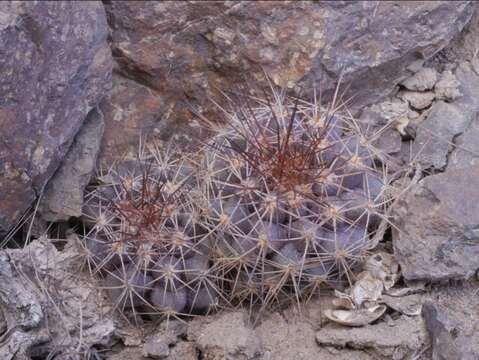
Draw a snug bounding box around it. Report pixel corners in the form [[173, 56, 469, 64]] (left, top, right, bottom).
[[412, 101, 472, 170], [0, 2, 112, 234], [448, 113, 479, 169], [99, 0, 473, 165], [39, 107, 105, 221], [316, 316, 428, 359], [423, 282, 479, 360], [97, 73, 207, 167], [0, 237, 115, 359], [393, 165, 479, 281]]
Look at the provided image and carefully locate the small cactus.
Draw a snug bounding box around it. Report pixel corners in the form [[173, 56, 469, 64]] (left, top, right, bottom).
[[199, 85, 393, 315], [81, 146, 220, 321], [81, 84, 396, 323]]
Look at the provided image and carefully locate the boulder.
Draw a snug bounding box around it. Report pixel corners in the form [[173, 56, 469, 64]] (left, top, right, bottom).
[[38, 108, 105, 222], [0, 2, 112, 234], [101, 0, 473, 165], [393, 165, 479, 281]]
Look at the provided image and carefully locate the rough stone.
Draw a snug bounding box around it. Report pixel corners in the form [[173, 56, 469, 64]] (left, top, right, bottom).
[[102, 1, 473, 164], [434, 70, 462, 100], [360, 99, 409, 127], [97, 73, 207, 166], [167, 342, 198, 360], [39, 107, 105, 221], [412, 101, 471, 169], [448, 113, 479, 169], [455, 60, 479, 112], [185, 305, 411, 360], [187, 311, 261, 360], [316, 315, 428, 359], [142, 321, 188, 359], [423, 282, 479, 360], [393, 165, 479, 281], [398, 90, 435, 110], [0, 237, 115, 359], [0, 2, 112, 234], [401, 67, 438, 91]]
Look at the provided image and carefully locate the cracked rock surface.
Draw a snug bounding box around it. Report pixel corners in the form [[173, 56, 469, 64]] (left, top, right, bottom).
[[0, 238, 115, 359], [98, 0, 474, 165], [423, 282, 479, 360], [0, 1, 112, 235], [393, 165, 479, 281]]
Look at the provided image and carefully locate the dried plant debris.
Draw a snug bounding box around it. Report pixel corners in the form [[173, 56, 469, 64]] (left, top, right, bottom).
[[80, 82, 404, 324], [325, 252, 422, 327]]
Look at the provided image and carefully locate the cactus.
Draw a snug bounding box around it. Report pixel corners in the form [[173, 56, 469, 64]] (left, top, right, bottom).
[[80, 146, 220, 322], [81, 84, 395, 322], [198, 84, 393, 316]]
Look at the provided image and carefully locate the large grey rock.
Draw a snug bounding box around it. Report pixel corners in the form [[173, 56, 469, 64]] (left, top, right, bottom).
[[101, 1, 473, 165], [393, 166, 479, 281], [39, 108, 105, 222], [0, 2, 112, 234], [422, 282, 479, 360], [412, 101, 471, 170]]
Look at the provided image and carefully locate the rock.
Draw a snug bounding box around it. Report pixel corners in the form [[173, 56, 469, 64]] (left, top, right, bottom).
[[360, 99, 410, 129], [97, 73, 207, 166], [142, 321, 188, 359], [422, 282, 479, 360], [401, 67, 438, 91], [434, 70, 462, 100], [448, 113, 479, 169], [39, 107, 105, 221], [256, 313, 323, 360], [412, 101, 471, 169], [0, 2, 112, 234], [393, 165, 479, 281], [167, 342, 198, 360], [373, 127, 403, 155], [454, 61, 479, 112], [102, 1, 473, 162], [398, 90, 435, 110], [0, 237, 115, 358], [259, 313, 374, 360], [316, 315, 428, 359], [142, 340, 169, 359], [187, 311, 261, 360]]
